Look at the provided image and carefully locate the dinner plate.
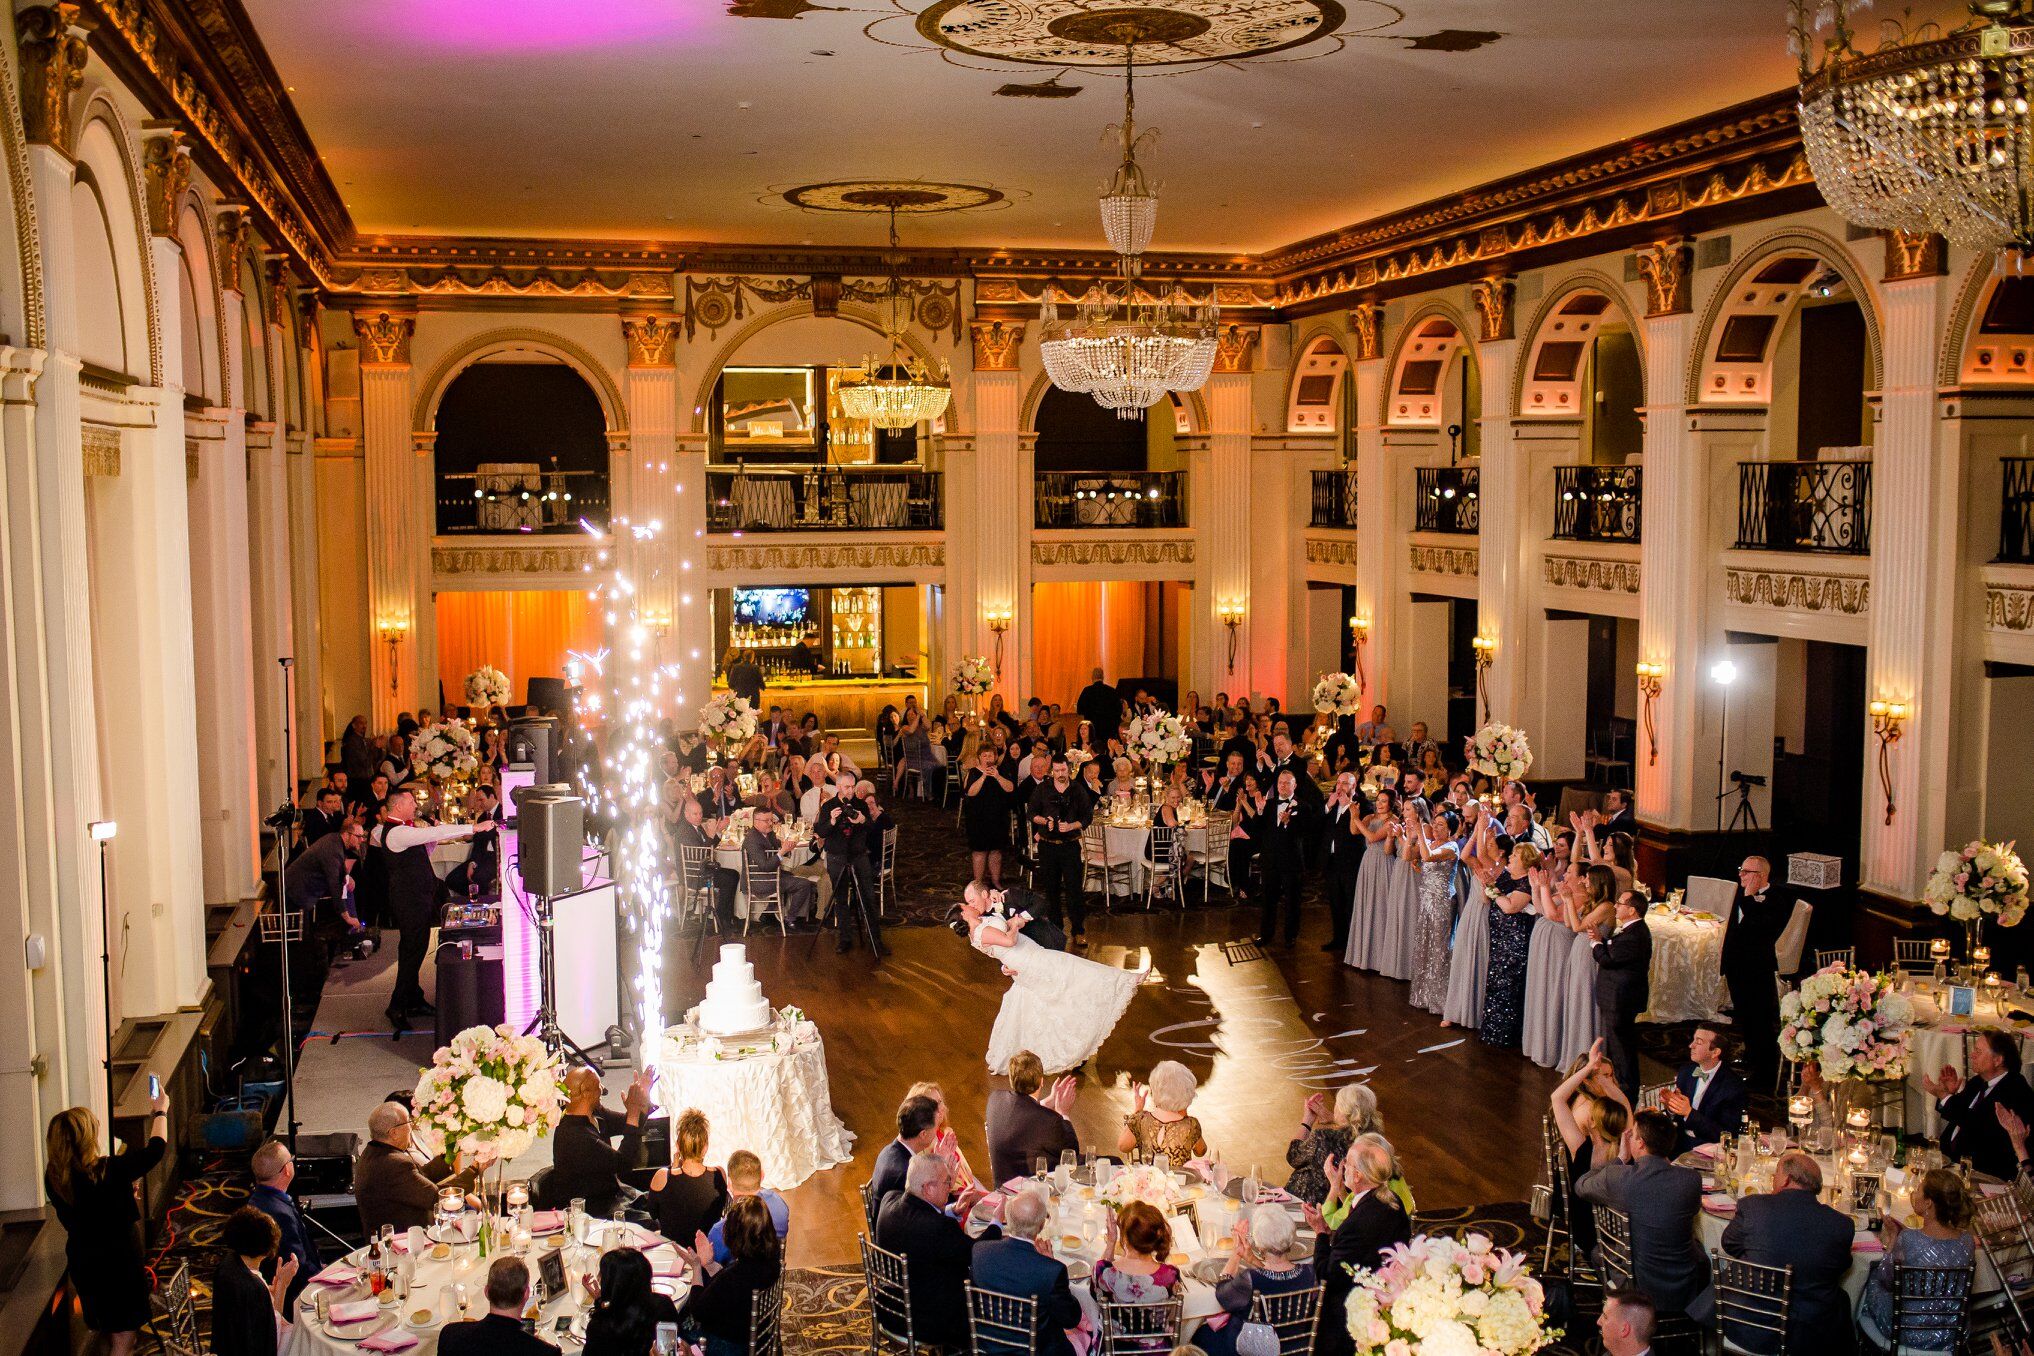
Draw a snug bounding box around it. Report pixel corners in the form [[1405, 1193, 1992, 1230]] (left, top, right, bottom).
[[1189, 1257, 1226, 1286], [404, 1306, 441, 1330]]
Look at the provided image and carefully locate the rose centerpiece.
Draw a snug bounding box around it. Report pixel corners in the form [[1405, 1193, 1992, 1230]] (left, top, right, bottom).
[[951, 655, 995, 698], [410, 1024, 568, 1248], [698, 691, 758, 759], [1779, 962, 1914, 1086], [411, 719, 481, 785], [464, 665, 510, 712], [1345, 1232, 1557, 1356], [1312, 671, 1362, 716], [1924, 839, 2029, 927], [1466, 722, 1533, 781], [1124, 710, 1192, 772]]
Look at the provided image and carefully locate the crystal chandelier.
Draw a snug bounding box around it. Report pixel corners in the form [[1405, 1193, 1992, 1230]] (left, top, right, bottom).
[[1039, 21, 1217, 420], [837, 205, 951, 430], [1792, 0, 2034, 256]]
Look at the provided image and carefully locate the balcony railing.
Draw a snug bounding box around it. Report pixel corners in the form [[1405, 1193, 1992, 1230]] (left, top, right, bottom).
[[1034, 471, 1186, 529], [1310, 468, 1358, 528], [1552, 464, 1642, 544], [436, 466, 608, 535], [1735, 459, 1872, 555], [2002, 457, 2034, 564], [1414, 465, 1480, 535], [705, 467, 943, 532]]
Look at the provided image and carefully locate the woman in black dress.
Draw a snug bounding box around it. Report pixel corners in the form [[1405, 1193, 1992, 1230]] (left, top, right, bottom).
[[212, 1206, 295, 1356], [1476, 838, 1541, 1049], [646, 1109, 728, 1243], [961, 745, 1016, 887], [45, 1094, 170, 1356], [676, 1195, 783, 1356], [581, 1247, 681, 1356]]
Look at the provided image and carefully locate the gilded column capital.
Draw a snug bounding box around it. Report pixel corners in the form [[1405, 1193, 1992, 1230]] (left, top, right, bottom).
[[1348, 302, 1383, 362], [1471, 275, 1514, 343], [1634, 238, 1693, 317], [1212, 322, 1260, 375], [215, 208, 252, 290], [139, 124, 192, 237], [263, 255, 293, 330], [621, 313, 681, 368], [16, 4, 89, 156], [1882, 229, 1947, 282], [352, 309, 415, 367], [969, 319, 1025, 372]]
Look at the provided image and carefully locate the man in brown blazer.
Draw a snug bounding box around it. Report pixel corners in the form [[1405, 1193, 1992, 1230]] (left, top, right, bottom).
[[353, 1100, 477, 1237]]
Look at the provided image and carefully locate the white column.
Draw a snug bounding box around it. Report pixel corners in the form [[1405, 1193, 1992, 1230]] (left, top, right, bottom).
[[1350, 350, 1390, 708], [1474, 324, 1527, 723], [248, 419, 294, 798], [1635, 307, 1704, 831], [357, 312, 418, 729], [1861, 272, 1954, 898], [621, 315, 689, 698], [1201, 372, 1254, 698], [967, 329, 1030, 703], [287, 428, 328, 776]]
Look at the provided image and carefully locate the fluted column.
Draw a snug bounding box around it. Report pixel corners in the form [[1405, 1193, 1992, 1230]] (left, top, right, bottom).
[[1471, 278, 1527, 722], [966, 322, 1030, 703], [1201, 367, 1255, 697], [356, 310, 419, 729], [622, 314, 694, 702], [243, 248, 295, 799], [1626, 242, 1700, 830], [1349, 306, 1391, 708]]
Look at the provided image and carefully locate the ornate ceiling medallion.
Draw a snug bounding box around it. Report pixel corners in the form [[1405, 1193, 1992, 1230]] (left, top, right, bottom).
[[914, 0, 1346, 67], [780, 180, 1006, 213]]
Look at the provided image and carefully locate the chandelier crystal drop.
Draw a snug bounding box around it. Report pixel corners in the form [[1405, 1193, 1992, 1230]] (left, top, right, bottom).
[[836, 206, 951, 431], [1792, 0, 2034, 256], [1039, 25, 1217, 420]]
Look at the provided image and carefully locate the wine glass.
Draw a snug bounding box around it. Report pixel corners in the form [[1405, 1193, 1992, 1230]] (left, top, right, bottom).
[[1034, 1155, 1050, 1180]]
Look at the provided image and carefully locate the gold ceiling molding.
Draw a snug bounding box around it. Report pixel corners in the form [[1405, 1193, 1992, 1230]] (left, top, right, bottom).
[[16, 4, 89, 156], [778, 180, 1005, 214], [1634, 238, 1692, 317], [1471, 276, 1514, 343], [1212, 324, 1260, 375], [1883, 229, 1947, 283], [215, 205, 251, 284], [969, 320, 1024, 372], [1348, 303, 1381, 361], [911, 0, 1349, 67]]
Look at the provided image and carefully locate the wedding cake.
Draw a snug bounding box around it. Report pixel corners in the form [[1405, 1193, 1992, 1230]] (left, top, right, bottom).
[[696, 943, 774, 1035]]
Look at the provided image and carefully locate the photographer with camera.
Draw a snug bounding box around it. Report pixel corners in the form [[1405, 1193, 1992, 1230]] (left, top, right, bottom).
[[816, 774, 890, 957]]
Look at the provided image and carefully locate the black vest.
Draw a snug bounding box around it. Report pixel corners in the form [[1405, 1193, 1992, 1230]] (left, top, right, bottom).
[[376, 826, 441, 925]]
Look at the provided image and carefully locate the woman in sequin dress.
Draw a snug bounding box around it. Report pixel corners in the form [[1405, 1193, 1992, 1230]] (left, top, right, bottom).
[[1405, 804, 1461, 1015], [1477, 838, 1541, 1050]]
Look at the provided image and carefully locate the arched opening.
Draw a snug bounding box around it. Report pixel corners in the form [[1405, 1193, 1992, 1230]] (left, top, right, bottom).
[[1697, 250, 1875, 459], [68, 164, 131, 376], [705, 312, 938, 467], [1955, 274, 2034, 387], [1033, 388, 1183, 528], [433, 361, 610, 535], [239, 256, 270, 418], [1388, 315, 1480, 458], [1286, 336, 1350, 446], [1521, 290, 1643, 463], [174, 205, 219, 404]]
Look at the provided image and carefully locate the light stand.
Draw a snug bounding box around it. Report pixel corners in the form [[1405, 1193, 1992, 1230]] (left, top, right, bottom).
[[512, 870, 606, 1071], [267, 655, 302, 1149], [87, 819, 118, 1149], [1710, 658, 1737, 833]]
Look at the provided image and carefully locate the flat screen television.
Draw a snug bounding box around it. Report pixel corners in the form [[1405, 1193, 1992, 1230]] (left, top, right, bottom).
[[732, 587, 809, 627]]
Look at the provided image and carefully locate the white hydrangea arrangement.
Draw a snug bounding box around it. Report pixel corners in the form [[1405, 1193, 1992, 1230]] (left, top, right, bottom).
[[411, 719, 481, 783], [1098, 1163, 1189, 1209], [1466, 722, 1533, 780], [1346, 1232, 1556, 1356], [1312, 671, 1362, 716], [1124, 711, 1192, 765], [699, 691, 758, 744], [463, 665, 510, 709], [951, 655, 995, 696], [409, 1024, 567, 1164], [1923, 839, 2029, 926], [1779, 963, 1915, 1083]]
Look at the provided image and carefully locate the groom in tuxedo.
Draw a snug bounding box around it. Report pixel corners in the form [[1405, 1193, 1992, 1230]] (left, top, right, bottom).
[[1594, 889, 1653, 1100], [1252, 769, 1318, 949]]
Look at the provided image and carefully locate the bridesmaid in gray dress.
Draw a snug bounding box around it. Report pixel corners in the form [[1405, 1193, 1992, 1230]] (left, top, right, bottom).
[[1442, 804, 1500, 1029], [1559, 865, 1620, 1067], [1521, 865, 1574, 1068], [1375, 812, 1418, 982], [1406, 805, 1462, 1015], [1342, 790, 1400, 972]]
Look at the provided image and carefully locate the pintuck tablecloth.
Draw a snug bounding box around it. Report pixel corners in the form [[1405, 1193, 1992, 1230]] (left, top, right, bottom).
[[1642, 908, 1728, 1023], [657, 1027, 855, 1189]]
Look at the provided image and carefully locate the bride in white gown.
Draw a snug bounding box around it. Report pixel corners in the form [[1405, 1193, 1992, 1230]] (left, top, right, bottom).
[[962, 892, 1146, 1075]]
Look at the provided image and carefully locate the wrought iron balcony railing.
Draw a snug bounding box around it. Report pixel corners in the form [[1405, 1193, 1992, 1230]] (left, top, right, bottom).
[[1033, 471, 1186, 529], [1551, 464, 1642, 544], [1414, 465, 1480, 535], [436, 466, 608, 535], [2002, 457, 2034, 564], [705, 467, 943, 532], [1310, 468, 1358, 528], [1735, 459, 1872, 555]]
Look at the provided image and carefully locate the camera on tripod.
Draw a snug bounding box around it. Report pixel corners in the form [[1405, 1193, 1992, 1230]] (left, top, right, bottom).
[[1730, 770, 1767, 789]]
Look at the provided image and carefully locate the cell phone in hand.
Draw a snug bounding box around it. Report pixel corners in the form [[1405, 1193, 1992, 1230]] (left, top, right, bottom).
[[147, 1073, 161, 1100]]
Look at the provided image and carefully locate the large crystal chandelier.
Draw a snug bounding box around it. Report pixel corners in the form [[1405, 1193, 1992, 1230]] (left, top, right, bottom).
[[1039, 19, 1217, 420], [1793, 0, 2034, 256], [837, 205, 951, 430]]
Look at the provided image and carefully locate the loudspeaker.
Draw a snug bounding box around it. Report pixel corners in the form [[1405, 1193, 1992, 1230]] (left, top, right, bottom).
[[526, 677, 573, 714], [517, 789, 586, 898], [507, 716, 556, 782]]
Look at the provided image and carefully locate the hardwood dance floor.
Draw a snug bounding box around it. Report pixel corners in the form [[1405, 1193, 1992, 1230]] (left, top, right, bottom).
[[699, 905, 1629, 1267]]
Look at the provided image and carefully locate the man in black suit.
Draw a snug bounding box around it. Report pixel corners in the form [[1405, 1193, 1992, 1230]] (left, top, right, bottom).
[[1317, 773, 1368, 955], [873, 1153, 998, 1350], [1026, 758, 1092, 946], [299, 787, 346, 848], [439, 1258, 557, 1356], [869, 1094, 938, 1219], [727, 649, 765, 711], [1602, 787, 1638, 836], [815, 775, 891, 956], [1594, 889, 1653, 1100], [1265, 731, 1323, 808], [1924, 1029, 2034, 1181], [1722, 855, 1791, 1092], [1306, 1138, 1412, 1356], [985, 1051, 1078, 1185], [970, 1187, 1082, 1356], [743, 805, 816, 925], [544, 1066, 653, 1216], [1076, 667, 1121, 746], [674, 796, 738, 929], [1664, 1024, 1750, 1153], [1719, 1151, 1855, 1355], [1252, 770, 1318, 948]]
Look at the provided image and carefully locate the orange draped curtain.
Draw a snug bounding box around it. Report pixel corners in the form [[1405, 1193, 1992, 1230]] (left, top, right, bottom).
[[1030, 581, 1150, 710], [436, 590, 603, 707]]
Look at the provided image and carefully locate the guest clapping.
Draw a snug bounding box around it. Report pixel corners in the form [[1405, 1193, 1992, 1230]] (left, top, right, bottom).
[[1192, 1205, 1317, 1356], [211, 1207, 299, 1356], [646, 1109, 728, 1244], [1285, 1084, 1380, 1206], [1119, 1060, 1207, 1163]]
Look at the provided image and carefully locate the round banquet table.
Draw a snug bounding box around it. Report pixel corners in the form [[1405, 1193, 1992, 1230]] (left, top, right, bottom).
[[657, 1026, 854, 1190], [1095, 821, 1210, 896], [714, 834, 820, 920], [1898, 988, 2034, 1136], [283, 1221, 686, 1356], [1641, 907, 1728, 1023], [1696, 1204, 1883, 1304]]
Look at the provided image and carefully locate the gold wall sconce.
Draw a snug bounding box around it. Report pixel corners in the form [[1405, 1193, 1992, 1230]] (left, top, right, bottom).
[[1868, 696, 1909, 825], [1349, 612, 1371, 691], [1470, 632, 1497, 723], [984, 605, 1014, 677], [1635, 659, 1666, 766], [1217, 600, 1246, 675], [377, 616, 410, 701]]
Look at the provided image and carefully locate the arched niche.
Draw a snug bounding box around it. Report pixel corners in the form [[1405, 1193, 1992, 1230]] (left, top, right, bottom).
[[1942, 259, 2034, 388], [690, 302, 949, 442], [0, 38, 38, 352], [1384, 304, 1481, 456], [173, 201, 221, 404], [1033, 385, 1183, 472], [237, 252, 271, 419], [70, 109, 154, 382], [1019, 371, 1204, 434], [1688, 232, 1884, 459], [1286, 333, 1350, 435], [1516, 275, 1646, 462], [413, 329, 626, 434], [432, 359, 610, 536]]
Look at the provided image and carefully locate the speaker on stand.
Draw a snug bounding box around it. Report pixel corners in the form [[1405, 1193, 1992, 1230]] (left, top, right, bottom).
[[513, 788, 603, 1067]]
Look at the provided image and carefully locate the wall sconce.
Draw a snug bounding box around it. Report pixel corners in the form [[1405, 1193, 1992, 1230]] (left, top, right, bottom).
[[1635, 660, 1665, 766], [1348, 613, 1371, 691], [984, 605, 1014, 677], [1868, 696, 1909, 825], [1470, 633, 1497, 723], [1217, 600, 1246, 674], [377, 616, 409, 701]]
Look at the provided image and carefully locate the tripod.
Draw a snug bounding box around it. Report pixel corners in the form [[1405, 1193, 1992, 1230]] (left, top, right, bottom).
[[514, 875, 606, 1071], [1715, 779, 1762, 833]]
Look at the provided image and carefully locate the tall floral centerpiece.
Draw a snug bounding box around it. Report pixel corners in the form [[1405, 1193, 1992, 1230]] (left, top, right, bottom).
[[1125, 710, 1191, 787], [411, 719, 481, 817], [1466, 722, 1533, 782], [698, 691, 757, 763], [463, 665, 510, 722], [950, 655, 994, 725], [1345, 1232, 1557, 1356], [1924, 839, 2029, 959], [409, 1024, 567, 1250], [1779, 963, 1914, 1121], [1312, 671, 1361, 716]]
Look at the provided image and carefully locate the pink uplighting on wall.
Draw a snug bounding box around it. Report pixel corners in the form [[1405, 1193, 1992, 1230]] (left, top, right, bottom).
[[395, 0, 697, 53]]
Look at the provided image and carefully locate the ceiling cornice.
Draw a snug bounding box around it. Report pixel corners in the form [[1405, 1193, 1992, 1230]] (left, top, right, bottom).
[[72, 0, 1821, 317]]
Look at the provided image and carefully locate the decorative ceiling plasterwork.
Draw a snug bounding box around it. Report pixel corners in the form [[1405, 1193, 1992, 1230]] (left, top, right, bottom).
[[1634, 238, 1692, 317], [907, 0, 1354, 67], [778, 180, 1006, 214], [679, 273, 962, 342], [17, 4, 89, 156]]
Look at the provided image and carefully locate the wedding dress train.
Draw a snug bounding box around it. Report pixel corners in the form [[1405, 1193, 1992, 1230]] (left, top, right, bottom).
[[972, 922, 1145, 1074]]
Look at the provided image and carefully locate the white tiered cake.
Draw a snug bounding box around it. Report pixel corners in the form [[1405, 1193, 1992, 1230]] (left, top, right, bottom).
[[697, 943, 774, 1035]]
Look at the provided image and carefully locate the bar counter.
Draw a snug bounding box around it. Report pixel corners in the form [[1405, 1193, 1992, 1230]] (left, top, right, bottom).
[[715, 676, 928, 733]]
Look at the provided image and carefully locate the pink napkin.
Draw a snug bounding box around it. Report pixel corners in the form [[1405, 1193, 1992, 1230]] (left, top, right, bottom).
[[1853, 1235, 1884, 1254], [650, 1255, 687, 1278], [1701, 1195, 1738, 1216], [529, 1210, 564, 1235], [1941, 1024, 1969, 1035], [1688, 1144, 1719, 1161], [631, 1229, 673, 1250], [328, 1299, 383, 1325], [1256, 1185, 1296, 1204], [1002, 1177, 1033, 1193], [311, 1266, 359, 1287], [358, 1332, 419, 1353]]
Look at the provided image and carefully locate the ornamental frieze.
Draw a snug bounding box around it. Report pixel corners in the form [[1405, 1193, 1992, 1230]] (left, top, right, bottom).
[[707, 542, 945, 573], [1724, 567, 1869, 616], [1409, 543, 1479, 577], [1544, 554, 1640, 595], [1305, 538, 1360, 567], [433, 543, 600, 576], [1032, 540, 1195, 568], [1987, 586, 2034, 633]]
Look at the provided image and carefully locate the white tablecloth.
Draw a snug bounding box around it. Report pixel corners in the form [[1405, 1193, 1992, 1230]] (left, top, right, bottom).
[[1644, 910, 1728, 1023], [1697, 1207, 1879, 1304], [714, 838, 822, 921], [429, 842, 471, 880], [657, 1030, 854, 1190], [1094, 822, 1209, 895]]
